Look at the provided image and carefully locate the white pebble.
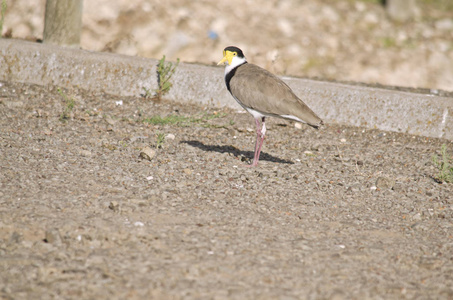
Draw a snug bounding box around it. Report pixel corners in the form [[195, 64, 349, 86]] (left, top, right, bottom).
[[165, 133, 175, 140]]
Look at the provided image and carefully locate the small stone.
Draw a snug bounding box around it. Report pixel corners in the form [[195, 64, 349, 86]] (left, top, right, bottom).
[[376, 177, 395, 190], [183, 168, 193, 175], [79, 149, 92, 157], [35, 109, 43, 117], [139, 147, 156, 161], [228, 128, 236, 136], [104, 115, 117, 125], [165, 133, 176, 140], [45, 228, 62, 245], [340, 138, 347, 143], [109, 201, 119, 212], [295, 123, 303, 129], [412, 212, 422, 221], [304, 150, 315, 156], [310, 144, 321, 151], [43, 128, 52, 136]]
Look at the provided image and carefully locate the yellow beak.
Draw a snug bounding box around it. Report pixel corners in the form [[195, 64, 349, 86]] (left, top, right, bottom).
[[217, 51, 233, 65], [217, 56, 228, 65]]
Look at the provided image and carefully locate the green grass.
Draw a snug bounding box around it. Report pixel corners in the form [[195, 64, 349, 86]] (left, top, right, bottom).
[[143, 55, 180, 101], [156, 133, 165, 148], [432, 144, 453, 183], [144, 114, 189, 126], [381, 36, 397, 48], [58, 88, 75, 122], [141, 87, 153, 99]]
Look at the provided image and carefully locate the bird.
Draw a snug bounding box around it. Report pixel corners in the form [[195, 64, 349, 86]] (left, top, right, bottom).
[[218, 46, 323, 167]]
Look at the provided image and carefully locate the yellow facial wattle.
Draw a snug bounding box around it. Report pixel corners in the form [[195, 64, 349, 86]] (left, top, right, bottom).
[[217, 50, 236, 66]]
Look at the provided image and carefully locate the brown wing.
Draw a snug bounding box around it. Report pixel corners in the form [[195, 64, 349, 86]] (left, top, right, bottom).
[[230, 63, 322, 126]]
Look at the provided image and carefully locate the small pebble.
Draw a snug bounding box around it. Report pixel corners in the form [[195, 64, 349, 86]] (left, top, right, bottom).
[[165, 134, 176, 140], [79, 149, 92, 157], [104, 115, 117, 125], [45, 228, 62, 245], [139, 147, 156, 161], [134, 221, 145, 227], [109, 201, 119, 212], [376, 177, 395, 190]]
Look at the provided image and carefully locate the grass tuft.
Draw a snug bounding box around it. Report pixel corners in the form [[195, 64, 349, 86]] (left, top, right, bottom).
[[432, 144, 453, 183], [156, 133, 165, 149], [142, 55, 180, 101], [58, 88, 75, 122]]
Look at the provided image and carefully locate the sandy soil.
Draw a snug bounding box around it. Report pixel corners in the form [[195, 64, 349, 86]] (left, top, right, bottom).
[[1, 81, 453, 299], [4, 0, 453, 91]]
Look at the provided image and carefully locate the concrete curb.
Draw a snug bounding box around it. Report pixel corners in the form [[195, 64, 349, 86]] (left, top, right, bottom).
[[1, 39, 452, 140]]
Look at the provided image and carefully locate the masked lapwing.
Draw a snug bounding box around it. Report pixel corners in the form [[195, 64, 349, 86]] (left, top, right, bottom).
[[218, 46, 323, 167]]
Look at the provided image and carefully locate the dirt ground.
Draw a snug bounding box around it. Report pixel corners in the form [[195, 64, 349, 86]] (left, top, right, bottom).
[[5, 0, 453, 92], [1, 80, 453, 299]]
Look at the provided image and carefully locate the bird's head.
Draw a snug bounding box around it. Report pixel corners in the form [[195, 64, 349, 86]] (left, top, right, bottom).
[[218, 46, 247, 68]]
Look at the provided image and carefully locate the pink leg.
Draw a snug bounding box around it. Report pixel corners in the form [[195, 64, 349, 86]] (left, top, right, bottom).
[[250, 117, 266, 167]]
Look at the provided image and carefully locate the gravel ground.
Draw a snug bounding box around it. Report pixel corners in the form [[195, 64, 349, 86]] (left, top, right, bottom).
[[1, 81, 453, 299]]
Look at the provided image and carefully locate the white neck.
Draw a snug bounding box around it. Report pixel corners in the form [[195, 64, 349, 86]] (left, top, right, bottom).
[[224, 56, 247, 75]]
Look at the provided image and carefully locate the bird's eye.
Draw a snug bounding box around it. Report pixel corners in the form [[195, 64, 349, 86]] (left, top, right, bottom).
[[233, 53, 237, 56]]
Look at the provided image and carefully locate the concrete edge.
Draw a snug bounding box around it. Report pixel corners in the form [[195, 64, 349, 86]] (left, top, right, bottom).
[[1, 39, 452, 140]]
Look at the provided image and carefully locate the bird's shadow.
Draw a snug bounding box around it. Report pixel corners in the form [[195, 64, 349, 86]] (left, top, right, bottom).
[[181, 140, 294, 165]]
